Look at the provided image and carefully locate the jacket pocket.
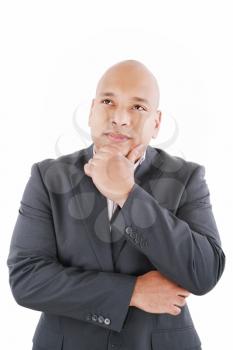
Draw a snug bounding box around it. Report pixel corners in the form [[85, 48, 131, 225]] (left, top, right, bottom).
[[32, 325, 64, 350], [151, 325, 201, 350]]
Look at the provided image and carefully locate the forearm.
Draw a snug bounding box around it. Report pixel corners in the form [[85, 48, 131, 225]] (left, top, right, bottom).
[[7, 249, 136, 333], [116, 182, 225, 295], [7, 162, 136, 333]]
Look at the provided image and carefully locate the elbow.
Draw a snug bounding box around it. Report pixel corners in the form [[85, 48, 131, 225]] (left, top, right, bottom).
[[190, 285, 215, 296], [8, 266, 33, 308], [9, 277, 29, 307], [10, 280, 37, 309], [190, 250, 226, 296]]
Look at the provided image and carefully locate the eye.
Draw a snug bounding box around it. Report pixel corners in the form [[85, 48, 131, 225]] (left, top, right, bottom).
[[133, 104, 146, 111], [101, 99, 113, 105]]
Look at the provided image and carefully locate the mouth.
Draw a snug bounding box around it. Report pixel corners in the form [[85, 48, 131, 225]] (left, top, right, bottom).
[[105, 132, 132, 143]]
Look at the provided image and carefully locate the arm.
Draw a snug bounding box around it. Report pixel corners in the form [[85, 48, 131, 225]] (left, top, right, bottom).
[[116, 165, 225, 295], [6, 162, 136, 333]]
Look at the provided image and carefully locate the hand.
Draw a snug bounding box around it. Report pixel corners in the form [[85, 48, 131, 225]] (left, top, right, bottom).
[[84, 144, 146, 205], [130, 270, 190, 316]]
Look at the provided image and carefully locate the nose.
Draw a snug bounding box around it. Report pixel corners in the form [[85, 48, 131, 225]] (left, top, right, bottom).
[[111, 107, 130, 126]]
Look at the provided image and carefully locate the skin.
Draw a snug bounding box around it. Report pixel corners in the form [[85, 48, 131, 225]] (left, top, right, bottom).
[[84, 60, 190, 316], [84, 59, 161, 206]]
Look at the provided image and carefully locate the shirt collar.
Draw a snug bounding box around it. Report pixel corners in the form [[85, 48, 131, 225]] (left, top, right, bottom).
[[92, 145, 146, 171]]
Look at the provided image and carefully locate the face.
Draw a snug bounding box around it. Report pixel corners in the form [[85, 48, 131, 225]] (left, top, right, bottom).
[[88, 64, 162, 158]]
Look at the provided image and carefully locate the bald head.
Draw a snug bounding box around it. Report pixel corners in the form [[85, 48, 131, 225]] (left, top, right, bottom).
[[95, 60, 160, 110], [89, 59, 162, 155]]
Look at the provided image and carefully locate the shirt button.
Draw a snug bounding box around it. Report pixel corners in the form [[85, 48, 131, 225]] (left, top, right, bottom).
[[125, 227, 133, 235], [98, 315, 104, 323], [91, 314, 98, 322], [104, 317, 111, 325]]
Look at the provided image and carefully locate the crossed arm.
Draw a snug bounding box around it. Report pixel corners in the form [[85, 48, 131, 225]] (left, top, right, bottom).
[[6, 162, 225, 333]]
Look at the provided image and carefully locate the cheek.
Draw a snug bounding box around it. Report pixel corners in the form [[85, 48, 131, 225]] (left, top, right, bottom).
[[92, 106, 109, 122], [90, 113, 107, 132], [140, 119, 153, 135], [95, 105, 109, 117], [136, 118, 153, 139]]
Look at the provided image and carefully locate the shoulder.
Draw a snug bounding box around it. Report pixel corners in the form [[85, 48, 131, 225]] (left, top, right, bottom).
[[34, 145, 91, 174], [28, 145, 92, 194], [150, 146, 205, 179], [147, 147, 208, 210]]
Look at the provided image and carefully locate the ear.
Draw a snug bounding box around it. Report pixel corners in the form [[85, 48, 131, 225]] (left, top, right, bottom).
[[152, 110, 162, 138], [88, 99, 95, 127]]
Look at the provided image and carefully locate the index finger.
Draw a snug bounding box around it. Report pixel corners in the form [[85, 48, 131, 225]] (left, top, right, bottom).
[[177, 289, 191, 297]]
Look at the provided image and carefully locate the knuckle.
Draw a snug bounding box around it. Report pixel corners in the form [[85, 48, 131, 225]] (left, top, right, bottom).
[[179, 289, 190, 297], [173, 307, 181, 315], [170, 305, 181, 315], [114, 151, 122, 158], [178, 297, 186, 306]]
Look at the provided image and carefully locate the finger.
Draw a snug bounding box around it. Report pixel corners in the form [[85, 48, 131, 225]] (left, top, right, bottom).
[[88, 158, 98, 167], [177, 289, 190, 297], [170, 305, 181, 316], [84, 159, 96, 173], [127, 144, 146, 163], [175, 296, 186, 307]]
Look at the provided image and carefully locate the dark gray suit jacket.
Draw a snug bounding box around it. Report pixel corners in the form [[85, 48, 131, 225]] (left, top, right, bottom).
[[7, 143, 225, 350]]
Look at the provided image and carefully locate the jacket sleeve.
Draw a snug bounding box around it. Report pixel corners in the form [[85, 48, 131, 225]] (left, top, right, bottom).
[[116, 164, 225, 295], [6, 162, 137, 333]]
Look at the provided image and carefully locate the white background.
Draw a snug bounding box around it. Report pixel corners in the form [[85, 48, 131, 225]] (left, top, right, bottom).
[[1, 1, 232, 349]]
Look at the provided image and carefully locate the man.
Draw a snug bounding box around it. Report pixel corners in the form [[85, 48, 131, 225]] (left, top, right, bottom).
[[7, 60, 225, 350]]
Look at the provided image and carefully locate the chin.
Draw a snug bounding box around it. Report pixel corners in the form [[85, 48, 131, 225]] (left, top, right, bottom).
[[94, 136, 133, 155]]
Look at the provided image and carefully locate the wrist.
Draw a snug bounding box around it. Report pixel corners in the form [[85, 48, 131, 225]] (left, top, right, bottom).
[[117, 183, 135, 208], [129, 276, 141, 306]]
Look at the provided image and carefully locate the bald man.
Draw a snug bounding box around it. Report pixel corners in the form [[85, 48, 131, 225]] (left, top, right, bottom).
[[7, 60, 225, 350]]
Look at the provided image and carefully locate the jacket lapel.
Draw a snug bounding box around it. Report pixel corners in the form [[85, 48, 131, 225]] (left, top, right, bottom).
[[70, 143, 164, 272], [70, 143, 114, 272], [110, 145, 164, 266]]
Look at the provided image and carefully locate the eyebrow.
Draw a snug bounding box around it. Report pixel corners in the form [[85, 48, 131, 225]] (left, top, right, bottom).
[[99, 92, 150, 105]]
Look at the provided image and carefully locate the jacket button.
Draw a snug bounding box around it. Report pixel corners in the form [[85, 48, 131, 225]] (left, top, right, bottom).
[[86, 313, 92, 321], [91, 314, 98, 322], [98, 315, 104, 323], [125, 227, 133, 235], [140, 240, 148, 247], [104, 318, 111, 325], [129, 231, 135, 239], [140, 240, 144, 247]]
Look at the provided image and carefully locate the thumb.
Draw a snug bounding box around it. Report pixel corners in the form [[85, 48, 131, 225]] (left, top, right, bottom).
[[127, 144, 146, 164]]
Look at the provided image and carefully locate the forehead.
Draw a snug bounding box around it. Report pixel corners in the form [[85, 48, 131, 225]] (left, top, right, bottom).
[[98, 91, 151, 106], [96, 74, 157, 103], [95, 63, 159, 108]]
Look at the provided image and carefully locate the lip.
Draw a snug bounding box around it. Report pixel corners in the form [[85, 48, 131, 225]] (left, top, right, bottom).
[[106, 133, 131, 142]]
